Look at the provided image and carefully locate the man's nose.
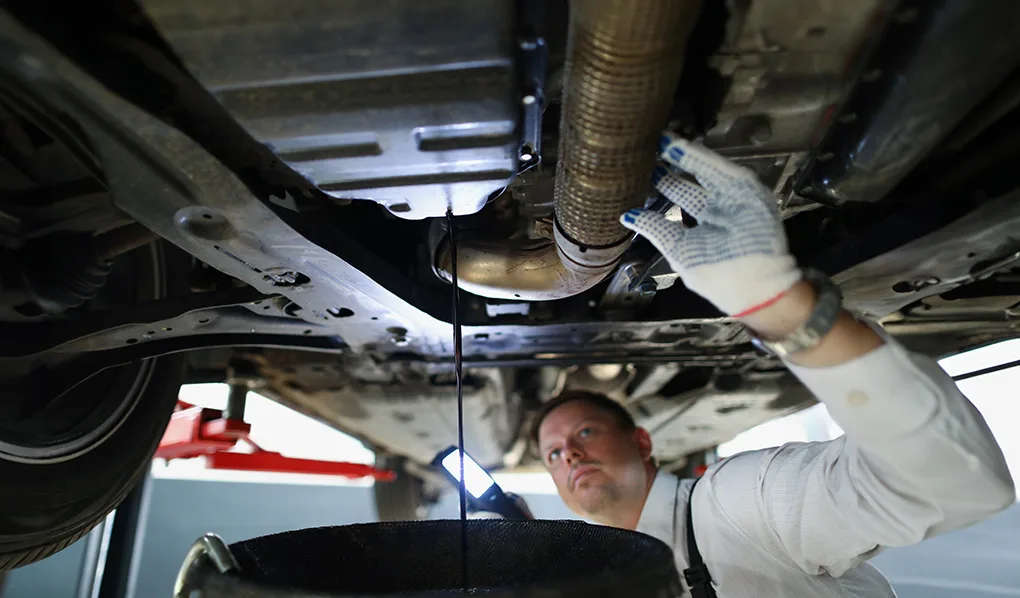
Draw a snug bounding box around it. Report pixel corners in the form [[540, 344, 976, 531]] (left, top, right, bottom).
[[563, 441, 584, 465]]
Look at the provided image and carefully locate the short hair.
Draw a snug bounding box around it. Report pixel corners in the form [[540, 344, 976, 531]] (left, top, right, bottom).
[[529, 390, 636, 453]]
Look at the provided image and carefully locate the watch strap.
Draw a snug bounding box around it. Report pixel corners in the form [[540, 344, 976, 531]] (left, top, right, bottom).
[[750, 269, 842, 358]]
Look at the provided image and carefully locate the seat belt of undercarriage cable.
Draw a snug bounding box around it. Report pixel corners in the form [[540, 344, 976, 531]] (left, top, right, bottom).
[[446, 209, 469, 592]]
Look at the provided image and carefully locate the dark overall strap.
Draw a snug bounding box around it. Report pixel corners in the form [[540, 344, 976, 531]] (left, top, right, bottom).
[[683, 476, 718, 598]]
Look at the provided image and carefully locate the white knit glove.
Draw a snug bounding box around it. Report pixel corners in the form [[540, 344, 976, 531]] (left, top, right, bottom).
[[620, 133, 802, 316]]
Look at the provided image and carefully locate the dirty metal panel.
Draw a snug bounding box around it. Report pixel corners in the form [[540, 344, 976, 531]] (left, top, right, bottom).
[[704, 0, 886, 199], [635, 377, 813, 461], [803, 0, 1020, 205], [834, 190, 1020, 319], [258, 362, 517, 469], [143, 0, 519, 219]]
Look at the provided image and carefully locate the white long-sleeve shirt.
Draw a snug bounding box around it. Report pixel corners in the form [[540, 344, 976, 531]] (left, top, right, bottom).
[[636, 334, 1015, 597]]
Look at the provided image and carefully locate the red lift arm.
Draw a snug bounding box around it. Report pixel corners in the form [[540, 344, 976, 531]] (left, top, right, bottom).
[[156, 401, 395, 481]]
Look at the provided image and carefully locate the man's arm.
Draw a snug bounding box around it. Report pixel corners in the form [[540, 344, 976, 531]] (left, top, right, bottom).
[[700, 326, 1014, 575], [621, 134, 1015, 576], [732, 204, 1014, 572], [714, 284, 1016, 574]]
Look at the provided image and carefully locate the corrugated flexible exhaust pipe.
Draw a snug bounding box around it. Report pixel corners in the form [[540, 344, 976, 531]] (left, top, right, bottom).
[[436, 0, 700, 301]]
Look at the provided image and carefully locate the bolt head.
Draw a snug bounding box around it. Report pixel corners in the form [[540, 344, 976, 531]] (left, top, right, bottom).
[[749, 124, 772, 145]]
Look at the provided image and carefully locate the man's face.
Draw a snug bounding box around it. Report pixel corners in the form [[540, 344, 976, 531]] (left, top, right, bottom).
[[537, 400, 653, 523]]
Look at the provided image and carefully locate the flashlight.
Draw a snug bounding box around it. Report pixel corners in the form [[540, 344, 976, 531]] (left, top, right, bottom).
[[432, 446, 531, 519]]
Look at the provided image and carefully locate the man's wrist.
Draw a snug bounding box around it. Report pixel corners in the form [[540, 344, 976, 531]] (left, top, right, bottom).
[[738, 280, 816, 340], [739, 279, 885, 367]]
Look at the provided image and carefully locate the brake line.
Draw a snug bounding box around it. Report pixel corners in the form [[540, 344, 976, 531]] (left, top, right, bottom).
[[446, 208, 469, 592]]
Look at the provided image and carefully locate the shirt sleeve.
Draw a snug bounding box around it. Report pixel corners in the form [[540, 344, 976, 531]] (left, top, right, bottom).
[[700, 334, 1015, 577]]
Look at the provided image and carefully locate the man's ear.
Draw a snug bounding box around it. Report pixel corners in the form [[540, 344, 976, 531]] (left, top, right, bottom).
[[633, 427, 653, 461]]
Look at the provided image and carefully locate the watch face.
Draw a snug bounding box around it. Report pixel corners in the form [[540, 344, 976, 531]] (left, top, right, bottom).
[[801, 329, 822, 346], [765, 340, 791, 358], [750, 336, 773, 355]]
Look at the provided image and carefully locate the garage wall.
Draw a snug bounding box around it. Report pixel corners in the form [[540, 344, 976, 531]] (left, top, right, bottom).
[[134, 478, 380, 597]]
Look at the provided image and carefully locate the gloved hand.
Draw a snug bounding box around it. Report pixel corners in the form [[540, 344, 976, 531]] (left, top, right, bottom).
[[467, 492, 534, 520], [505, 492, 534, 520], [620, 132, 802, 317]]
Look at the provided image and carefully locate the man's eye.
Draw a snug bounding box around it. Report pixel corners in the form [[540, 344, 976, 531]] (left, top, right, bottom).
[[548, 449, 561, 462], [578, 427, 592, 438]]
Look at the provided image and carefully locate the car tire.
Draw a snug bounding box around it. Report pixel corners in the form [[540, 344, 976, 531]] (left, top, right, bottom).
[[373, 457, 428, 521], [0, 355, 184, 570]]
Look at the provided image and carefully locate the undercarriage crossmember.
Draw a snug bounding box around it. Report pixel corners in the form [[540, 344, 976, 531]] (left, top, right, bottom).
[[1, 1, 1019, 402]]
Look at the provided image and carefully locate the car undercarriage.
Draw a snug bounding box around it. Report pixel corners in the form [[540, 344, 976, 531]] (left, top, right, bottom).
[[1, 0, 1019, 564]]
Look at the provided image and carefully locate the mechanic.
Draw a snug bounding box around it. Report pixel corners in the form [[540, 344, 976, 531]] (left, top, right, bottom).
[[531, 133, 1016, 597]]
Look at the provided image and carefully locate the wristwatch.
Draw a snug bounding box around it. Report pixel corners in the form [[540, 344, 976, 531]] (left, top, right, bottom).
[[749, 269, 843, 358]]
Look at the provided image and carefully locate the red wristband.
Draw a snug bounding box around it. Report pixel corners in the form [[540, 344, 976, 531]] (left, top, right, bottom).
[[732, 288, 792, 319]]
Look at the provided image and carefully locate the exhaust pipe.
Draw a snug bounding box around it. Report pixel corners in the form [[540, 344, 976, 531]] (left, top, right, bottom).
[[434, 238, 606, 302], [554, 0, 701, 270], [437, 0, 700, 300]]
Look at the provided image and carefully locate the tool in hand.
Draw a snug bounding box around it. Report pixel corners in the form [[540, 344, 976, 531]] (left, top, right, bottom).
[[433, 446, 533, 520]]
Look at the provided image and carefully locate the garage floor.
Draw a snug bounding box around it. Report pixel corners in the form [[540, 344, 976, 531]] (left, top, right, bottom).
[[5, 474, 1018, 598]]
